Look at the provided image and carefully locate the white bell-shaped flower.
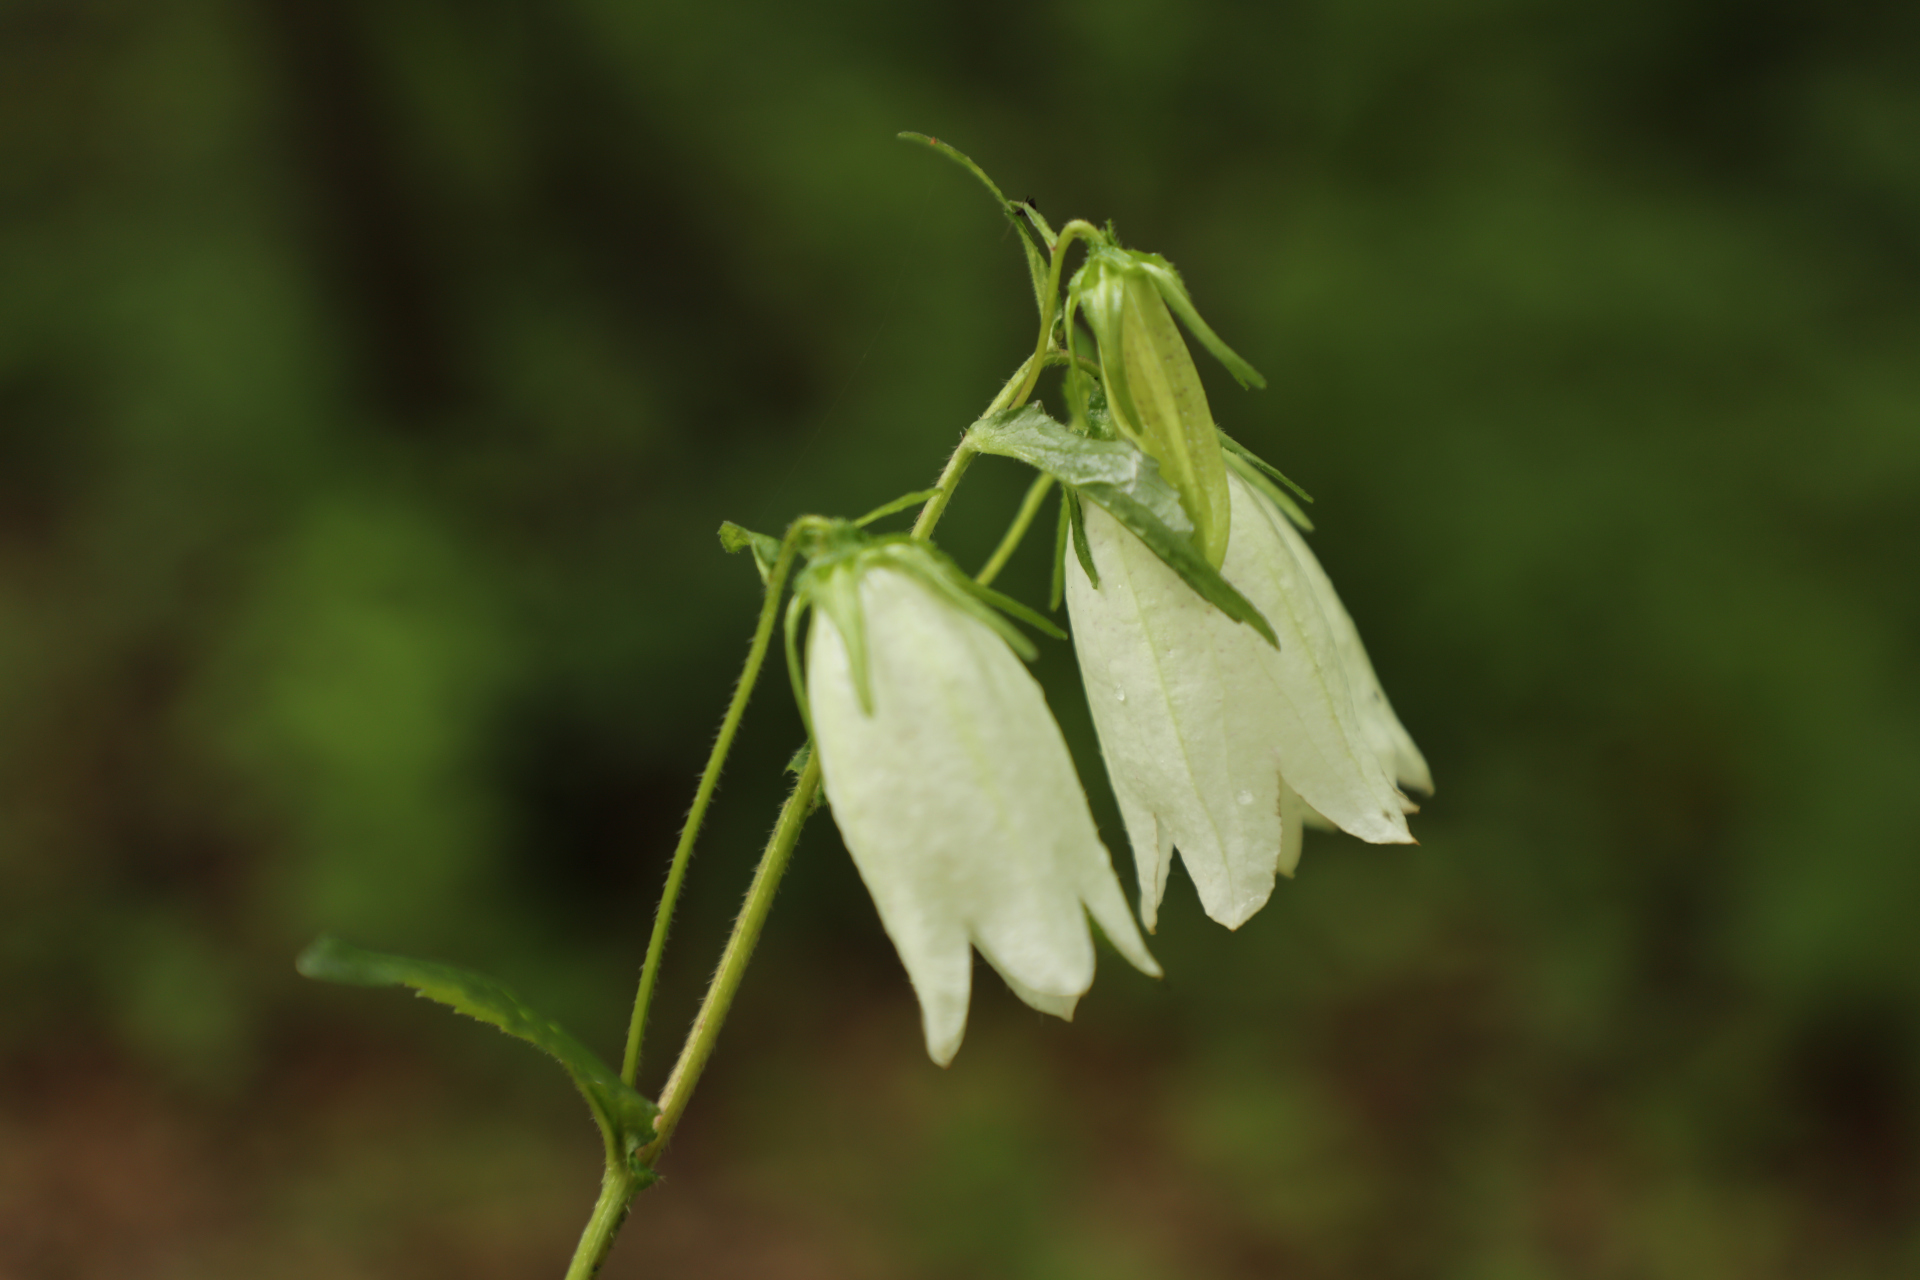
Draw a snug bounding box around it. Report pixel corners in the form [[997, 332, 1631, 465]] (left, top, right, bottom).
[[807, 561, 1160, 1066], [1066, 471, 1428, 930]]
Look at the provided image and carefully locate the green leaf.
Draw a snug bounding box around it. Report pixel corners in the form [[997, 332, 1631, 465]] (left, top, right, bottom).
[[1078, 482, 1279, 648], [296, 936, 660, 1177], [963, 405, 1274, 646], [963, 405, 1192, 538], [719, 521, 783, 585]]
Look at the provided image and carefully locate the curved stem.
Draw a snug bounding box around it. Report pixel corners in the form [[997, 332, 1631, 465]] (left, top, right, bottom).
[[976, 473, 1055, 588], [1010, 219, 1103, 407], [638, 751, 822, 1164], [620, 528, 804, 1086]]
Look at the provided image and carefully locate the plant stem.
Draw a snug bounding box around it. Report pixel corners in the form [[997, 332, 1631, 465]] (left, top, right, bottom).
[[911, 348, 1045, 539], [570, 342, 1050, 1279], [1011, 220, 1102, 407], [620, 529, 803, 1086], [637, 750, 822, 1164], [563, 1165, 641, 1280], [976, 472, 1055, 587]]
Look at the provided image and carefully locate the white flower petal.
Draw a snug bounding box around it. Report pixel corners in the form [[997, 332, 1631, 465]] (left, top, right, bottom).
[[1067, 474, 1413, 930], [809, 567, 1156, 1066], [1263, 507, 1434, 798]]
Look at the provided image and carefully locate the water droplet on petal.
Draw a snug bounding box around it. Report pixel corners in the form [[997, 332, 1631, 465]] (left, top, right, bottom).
[[1115, 690, 1127, 703], [1236, 789, 1254, 806]]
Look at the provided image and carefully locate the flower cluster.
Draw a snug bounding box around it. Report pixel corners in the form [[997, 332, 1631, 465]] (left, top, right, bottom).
[[771, 230, 1428, 1064], [732, 155, 1433, 1066]]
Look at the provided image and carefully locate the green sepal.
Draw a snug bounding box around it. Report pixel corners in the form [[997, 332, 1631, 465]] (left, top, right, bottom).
[[964, 576, 1067, 643], [296, 935, 660, 1177], [814, 559, 873, 713], [964, 405, 1275, 646], [1050, 486, 1070, 611], [854, 488, 941, 528], [1010, 199, 1057, 249], [897, 132, 1052, 318], [1067, 488, 1098, 589], [784, 590, 814, 732], [787, 526, 1064, 722], [1136, 258, 1267, 389], [1222, 446, 1314, 533], [1217, 430, 1313, 506], [719, 521, 783, 585], [1068, 256, 1144, 451]]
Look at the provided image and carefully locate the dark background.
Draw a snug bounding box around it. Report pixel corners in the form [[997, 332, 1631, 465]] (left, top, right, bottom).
[[4, 1, 1918, 1276]]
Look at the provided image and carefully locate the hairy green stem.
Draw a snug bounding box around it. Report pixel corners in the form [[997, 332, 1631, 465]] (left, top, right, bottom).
[[620, 530, 804, 1087], [977, 472, 1056, 587], [570, 336, 1052, 1279], [563, 1165, 642, 1280], [637, 750, 822, 1164]]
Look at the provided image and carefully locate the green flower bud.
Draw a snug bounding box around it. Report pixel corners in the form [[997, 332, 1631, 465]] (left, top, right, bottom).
[[1071, 247, 1265, 571]]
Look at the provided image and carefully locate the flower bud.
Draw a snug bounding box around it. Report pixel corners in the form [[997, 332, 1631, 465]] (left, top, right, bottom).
[[1072, 248, 1264, 573]]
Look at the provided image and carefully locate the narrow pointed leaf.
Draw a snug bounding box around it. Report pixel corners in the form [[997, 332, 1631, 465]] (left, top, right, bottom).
[[296, 936, 659, 1172]]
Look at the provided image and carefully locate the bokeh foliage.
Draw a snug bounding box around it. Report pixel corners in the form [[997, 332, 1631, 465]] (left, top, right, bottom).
[[2, 0, 1917, 1276]]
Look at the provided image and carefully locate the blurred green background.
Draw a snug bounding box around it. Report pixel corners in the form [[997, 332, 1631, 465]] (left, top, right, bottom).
[[4, 0, 1917, 1276]]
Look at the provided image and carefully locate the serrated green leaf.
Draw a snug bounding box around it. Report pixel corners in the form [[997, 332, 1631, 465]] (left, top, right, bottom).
[[1076, 482, 1278, 648], [962, 406, 1273, 645], [963, 405, 1192, 537], [296, 936, 659, 1176], [719, 521, 783, 585]]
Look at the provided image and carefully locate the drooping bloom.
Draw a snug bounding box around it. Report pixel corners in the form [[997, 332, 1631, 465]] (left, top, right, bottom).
[[1066, 471, 1429, 931], [803, 547, 1159, 1065]]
